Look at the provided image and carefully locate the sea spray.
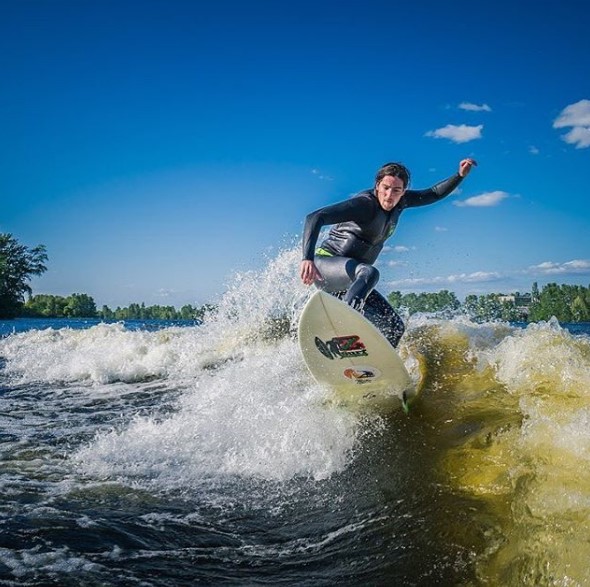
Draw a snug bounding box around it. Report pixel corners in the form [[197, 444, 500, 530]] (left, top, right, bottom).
[[211, 246, 309, 337], [66, 248, 363, 486], [74, 338, 359, 487]]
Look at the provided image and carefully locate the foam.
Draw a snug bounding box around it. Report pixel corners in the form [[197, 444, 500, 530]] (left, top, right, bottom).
[[74, 338, 360, 485]]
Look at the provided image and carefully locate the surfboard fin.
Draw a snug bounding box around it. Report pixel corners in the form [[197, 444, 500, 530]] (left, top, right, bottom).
[[401, 390, 410, 415]]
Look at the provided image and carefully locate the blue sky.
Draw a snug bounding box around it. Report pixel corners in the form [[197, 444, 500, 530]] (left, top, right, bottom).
[[2, 0, 589, 307]]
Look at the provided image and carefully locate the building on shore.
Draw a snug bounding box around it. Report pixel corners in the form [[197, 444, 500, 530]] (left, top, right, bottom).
[[498, 292, 532, 320]]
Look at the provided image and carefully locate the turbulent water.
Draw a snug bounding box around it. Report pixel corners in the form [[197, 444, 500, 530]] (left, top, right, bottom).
[[1, 249, 589, 586]]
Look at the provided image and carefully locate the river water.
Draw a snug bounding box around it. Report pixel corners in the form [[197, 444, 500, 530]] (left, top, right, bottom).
[[1, 250, 589, 586]]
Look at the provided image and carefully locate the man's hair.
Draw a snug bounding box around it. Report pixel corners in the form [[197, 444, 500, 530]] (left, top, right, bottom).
[[374, 162, 411, 189]]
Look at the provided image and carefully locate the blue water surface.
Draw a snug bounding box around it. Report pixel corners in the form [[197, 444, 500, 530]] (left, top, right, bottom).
[[2, 317, 588, 338], [0, 317, 200, 337]]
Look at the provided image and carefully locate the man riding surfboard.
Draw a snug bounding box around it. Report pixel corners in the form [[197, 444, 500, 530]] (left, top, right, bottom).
[[300, 158, 476, 347]]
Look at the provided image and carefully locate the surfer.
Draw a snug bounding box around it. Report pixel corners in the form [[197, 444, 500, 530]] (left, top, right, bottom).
[[300, 158, 477, 347]]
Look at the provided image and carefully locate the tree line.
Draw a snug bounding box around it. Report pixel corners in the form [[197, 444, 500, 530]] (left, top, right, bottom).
[[2, 233, 590, 323], [22, 285, 590, 324], [387, 289, 530, 321], [387, 283, 590, 323], [22, 293, 213, 321], [528, 282, 590, 322]]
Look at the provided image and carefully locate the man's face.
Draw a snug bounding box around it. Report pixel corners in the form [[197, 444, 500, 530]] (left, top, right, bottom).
[[376, 175, 406, 211]]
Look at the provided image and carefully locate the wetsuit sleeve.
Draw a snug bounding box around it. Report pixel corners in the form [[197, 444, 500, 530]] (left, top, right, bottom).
[[302, 197, 375, 261], [403, 173, 463, 208]]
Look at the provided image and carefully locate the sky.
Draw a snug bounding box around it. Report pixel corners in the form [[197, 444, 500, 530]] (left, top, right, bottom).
[[2, 0, 589, 308]]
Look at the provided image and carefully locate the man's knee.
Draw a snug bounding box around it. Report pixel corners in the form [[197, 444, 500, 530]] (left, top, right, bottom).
[[358, 264, 379, 280], [356, 264, 380, 288]]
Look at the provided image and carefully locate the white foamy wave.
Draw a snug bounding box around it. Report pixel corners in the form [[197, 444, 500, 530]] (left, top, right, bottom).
[[74, 339, 359, 484], [519, 398, 590, 464], [210, 246, 308, 337], [480, 318, 590, 396], [0, 248, 309, 385], [0, 323, 185, 384], [407, 312, 516, 352]]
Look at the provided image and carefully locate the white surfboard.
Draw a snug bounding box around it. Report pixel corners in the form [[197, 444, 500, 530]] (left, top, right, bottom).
[[298, 290, 416, 410]]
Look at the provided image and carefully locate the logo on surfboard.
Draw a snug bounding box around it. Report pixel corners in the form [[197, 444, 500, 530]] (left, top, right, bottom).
[[343, 367, 381, 383], [314, 335, 368, 360]]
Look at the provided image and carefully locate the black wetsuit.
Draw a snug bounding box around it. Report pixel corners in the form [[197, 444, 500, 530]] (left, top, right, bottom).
[[302, 173, 463, 347]]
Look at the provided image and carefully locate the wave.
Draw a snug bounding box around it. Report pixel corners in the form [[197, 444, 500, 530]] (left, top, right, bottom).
[[404, 315, 590, 585], [2, 247, 590, 583]]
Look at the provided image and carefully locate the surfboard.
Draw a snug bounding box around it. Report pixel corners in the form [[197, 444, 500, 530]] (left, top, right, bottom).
[[298, 290, 416, 410]]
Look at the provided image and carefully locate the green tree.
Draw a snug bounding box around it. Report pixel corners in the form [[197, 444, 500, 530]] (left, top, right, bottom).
[[387, 290, 460, 315], [23, 294, 68, 317], [500, 300, 520, 322], [63, 293, 98, 318], [529, 283, 568, 322], [0, 234, 48, 318], [527, 283, 590, 322], [180, 304, 196, 320], [571, 294, 589, 322], [433, 290, 461, 313], [387, 291, 403, 309], [101, 305, 115, 320], [463, 293, 505, 322]]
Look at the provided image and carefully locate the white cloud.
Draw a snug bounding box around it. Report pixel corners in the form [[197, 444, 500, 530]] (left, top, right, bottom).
[[459, 102, 492, 112], [387, 260, 407, 268], [453, 191, 510, 207], [384, 259, 590, 294], [553, 99, 590, 148], [393, 245, 411, 253], [425, 124, 483, 144], [448, 271, 503, 283], [435, 226, 448, 232], [527, 259, 590, 275], [389, 271, 503, 288], [561, 126, 590, 149], [554, 100, 590, 128], [529, 145, 540, 155]]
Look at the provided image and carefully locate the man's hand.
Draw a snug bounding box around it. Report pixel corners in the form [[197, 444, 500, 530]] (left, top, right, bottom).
[[300, 260, 323, 285], [459, 158, 478, 177]]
